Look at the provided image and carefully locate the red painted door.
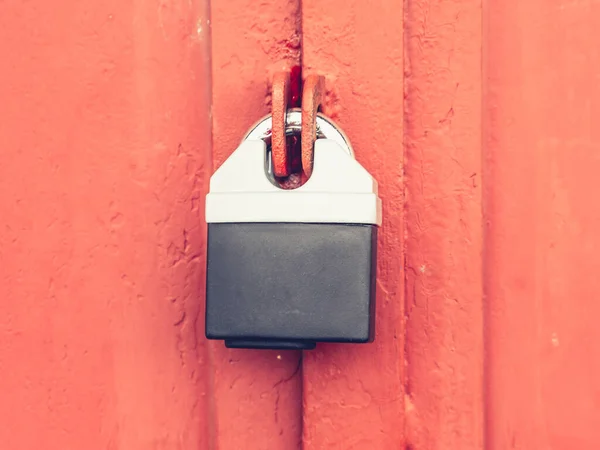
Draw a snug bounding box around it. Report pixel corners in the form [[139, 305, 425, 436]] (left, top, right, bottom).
[[1, 0, 599, 449]]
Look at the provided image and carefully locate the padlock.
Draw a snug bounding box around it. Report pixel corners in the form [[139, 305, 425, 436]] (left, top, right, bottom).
[[205, 109, 381, 350]]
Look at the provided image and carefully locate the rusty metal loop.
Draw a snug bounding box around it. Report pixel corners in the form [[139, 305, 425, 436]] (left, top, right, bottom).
[[271, 71, 290, 177], [242, 109, 354, 174], [301, 75, 326, 178]]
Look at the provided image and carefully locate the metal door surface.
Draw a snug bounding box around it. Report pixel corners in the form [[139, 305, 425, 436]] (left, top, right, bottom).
[[1, 0, 599, 449]]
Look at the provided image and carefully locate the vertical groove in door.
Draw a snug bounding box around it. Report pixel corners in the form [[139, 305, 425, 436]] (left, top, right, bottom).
[[300, 1, 406, 448]]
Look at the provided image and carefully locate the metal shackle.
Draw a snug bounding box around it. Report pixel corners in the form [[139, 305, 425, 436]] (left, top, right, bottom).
[[242, 108, 355, 159]]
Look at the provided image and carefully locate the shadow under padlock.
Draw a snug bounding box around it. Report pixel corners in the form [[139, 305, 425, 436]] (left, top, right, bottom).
[[205, 109, 382, 350]]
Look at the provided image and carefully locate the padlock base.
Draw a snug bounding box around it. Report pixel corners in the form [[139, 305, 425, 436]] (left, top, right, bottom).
[[225, 339, 316, 350], [206, 223, 377, 348]]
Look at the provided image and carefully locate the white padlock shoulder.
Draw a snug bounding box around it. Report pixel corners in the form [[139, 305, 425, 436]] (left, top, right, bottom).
[[206, 139, 382, 225]]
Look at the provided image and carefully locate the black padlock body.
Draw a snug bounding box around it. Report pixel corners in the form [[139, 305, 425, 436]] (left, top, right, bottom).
[[205, 223, 377, 350]]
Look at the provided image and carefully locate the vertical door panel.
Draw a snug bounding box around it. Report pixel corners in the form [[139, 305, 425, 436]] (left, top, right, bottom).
[[301, 2, 405, 448], [209, 1, 303, 448], [0, 1, 212, 449], [484, 0, 600, 448], [404, 0, 485, 448]]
